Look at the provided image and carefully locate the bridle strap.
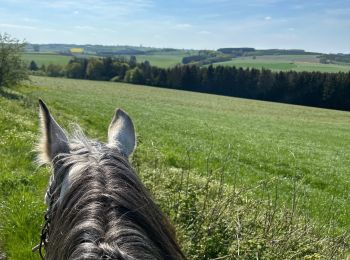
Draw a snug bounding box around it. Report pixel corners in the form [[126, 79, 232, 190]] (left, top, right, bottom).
[[33, 186, 54, 259], [32, 209, 50, 259]]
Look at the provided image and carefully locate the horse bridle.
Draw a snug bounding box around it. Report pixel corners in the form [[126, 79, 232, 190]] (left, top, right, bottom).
[[32, 187, 54, 259]]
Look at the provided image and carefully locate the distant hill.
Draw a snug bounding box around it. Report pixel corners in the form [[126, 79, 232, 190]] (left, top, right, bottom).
[[24, 44, 350, 72], [25, 43, 194, 56]]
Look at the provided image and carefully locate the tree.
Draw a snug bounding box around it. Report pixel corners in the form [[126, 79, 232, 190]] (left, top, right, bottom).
[[66, 62, 84, 78], [129, 55, 137, 68], [46, 64, 64, 77], [130, 68, 145, 84], [113, 62, 129, 80], [102, 57, 117, 80], [86, 58, 104, 80], [0, 33, 28, 88], [29, 60, 39, 71], [66, 58, 87, 79]]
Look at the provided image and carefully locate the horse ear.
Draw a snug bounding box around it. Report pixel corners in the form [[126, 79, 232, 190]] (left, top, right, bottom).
[[108, 109, 136, 157], [38, 99, 69, 164]]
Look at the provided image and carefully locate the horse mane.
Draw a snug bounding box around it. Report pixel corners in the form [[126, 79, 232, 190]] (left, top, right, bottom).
[[44, 129, 185, 259]]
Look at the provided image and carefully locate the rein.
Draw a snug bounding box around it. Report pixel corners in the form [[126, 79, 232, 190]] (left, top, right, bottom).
[[32, 187, 54, 259]]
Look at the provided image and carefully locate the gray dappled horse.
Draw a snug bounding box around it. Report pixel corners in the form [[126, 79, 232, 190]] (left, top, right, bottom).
[[34, 100, 185, 260]]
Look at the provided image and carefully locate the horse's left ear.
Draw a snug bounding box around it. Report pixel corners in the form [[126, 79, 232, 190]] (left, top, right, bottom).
[[38, 99, 69, 164], [108, 108, 136, 157]]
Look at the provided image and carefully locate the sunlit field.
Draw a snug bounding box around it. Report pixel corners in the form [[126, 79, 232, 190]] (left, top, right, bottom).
[[1, 76, 349, 258], [214, 55, 350, 73]]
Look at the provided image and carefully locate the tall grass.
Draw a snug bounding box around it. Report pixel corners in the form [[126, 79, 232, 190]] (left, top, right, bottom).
[[136, 148, 349, 259]]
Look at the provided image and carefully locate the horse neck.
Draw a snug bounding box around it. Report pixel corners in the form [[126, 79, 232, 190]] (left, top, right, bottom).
[[45, 158, 185, 260]]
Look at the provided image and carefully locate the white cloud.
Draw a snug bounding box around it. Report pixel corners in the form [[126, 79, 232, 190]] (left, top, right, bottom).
[[264, 16, 272, 20]]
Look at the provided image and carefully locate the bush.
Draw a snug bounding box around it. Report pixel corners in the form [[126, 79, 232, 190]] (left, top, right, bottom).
[[0, 33, 28, 88]]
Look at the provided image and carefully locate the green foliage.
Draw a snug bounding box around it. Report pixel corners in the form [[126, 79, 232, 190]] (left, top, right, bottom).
[[66, 62, 83, 78], [131, 67, 146, 84], [86, 58, 104, 80], [46, 64, 64, 77], [0, 94, 48, 259], [182, 52, 231, 66], [129, 55, 137, 68], [113, 62, 129, 80], [65, 59, 87, 79], [0, 33, 28, 88], [28, 60, 39, 71]]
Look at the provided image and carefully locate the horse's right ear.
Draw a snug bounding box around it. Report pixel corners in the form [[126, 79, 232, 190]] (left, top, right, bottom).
[[108, 108, 136, 157], [38, 99, 69, 164]]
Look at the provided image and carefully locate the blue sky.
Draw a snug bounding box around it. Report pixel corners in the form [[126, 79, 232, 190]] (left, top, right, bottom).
[[0, 0, 349, 53]]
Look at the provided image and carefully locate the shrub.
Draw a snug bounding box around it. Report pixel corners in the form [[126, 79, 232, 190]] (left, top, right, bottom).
[[0, 33, 28, 88]]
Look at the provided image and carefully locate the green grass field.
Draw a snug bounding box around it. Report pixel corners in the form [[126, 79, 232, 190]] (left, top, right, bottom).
[[133, 54, 184, 67], [1, 76, 349, 258], [214, 55, 350, 73], [22, 53, 72, 67], [23, 52, 185, 69]]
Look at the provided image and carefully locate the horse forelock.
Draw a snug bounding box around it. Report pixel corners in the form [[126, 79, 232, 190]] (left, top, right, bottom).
[[44, 128, 185, 260]]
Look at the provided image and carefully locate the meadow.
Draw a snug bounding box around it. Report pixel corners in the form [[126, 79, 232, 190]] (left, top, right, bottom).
[[0, 76, 349, 258], [23, 52, 185, 69], [213, 55, 350, 73], [22, 53, 72, 67], [127, 54, 184, 67]]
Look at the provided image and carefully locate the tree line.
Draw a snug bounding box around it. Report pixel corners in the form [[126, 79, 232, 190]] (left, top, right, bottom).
[[30, 56, 350, 111]]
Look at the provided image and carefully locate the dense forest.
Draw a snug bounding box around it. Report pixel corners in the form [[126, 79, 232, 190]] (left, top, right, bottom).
[[30, 56, 350, 111]]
